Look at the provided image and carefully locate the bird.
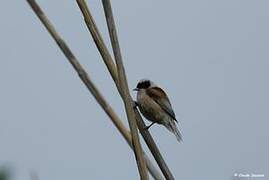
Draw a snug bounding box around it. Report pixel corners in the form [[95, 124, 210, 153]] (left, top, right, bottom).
[[133, 79, 182, 142]]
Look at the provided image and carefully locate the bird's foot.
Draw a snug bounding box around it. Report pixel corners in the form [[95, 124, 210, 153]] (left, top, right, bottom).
[[144, 126, 150, 130], [132, 101, 139, 108], [144, 122, 155, 130]]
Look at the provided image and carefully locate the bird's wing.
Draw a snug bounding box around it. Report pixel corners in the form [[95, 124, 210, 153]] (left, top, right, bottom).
[[146, 87, 177, 121]]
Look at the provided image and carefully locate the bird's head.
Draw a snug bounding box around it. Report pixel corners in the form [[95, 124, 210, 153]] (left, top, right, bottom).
[[133, 79, 154, 91]]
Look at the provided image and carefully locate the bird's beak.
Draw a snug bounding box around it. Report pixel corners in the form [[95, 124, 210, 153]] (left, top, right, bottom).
[[133, 88, 139, 91]]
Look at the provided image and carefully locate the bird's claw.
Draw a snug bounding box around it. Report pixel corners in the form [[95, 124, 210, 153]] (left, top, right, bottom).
[[143, 122, 155, 130], [143, 126, 150, 130], [132, 101, 139, 108]]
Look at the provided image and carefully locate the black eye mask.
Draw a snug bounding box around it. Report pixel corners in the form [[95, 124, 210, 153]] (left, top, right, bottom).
[[137, 80, 151, 89]]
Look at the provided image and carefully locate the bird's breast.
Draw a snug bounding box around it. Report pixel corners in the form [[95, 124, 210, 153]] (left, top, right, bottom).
[[136, 91, 165, 123]]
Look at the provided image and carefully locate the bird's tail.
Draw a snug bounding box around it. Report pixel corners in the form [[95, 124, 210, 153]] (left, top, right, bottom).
[[164, 120, 182, 142]]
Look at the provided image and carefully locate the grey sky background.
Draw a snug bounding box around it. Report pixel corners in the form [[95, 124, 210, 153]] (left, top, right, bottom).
[[0, 1, 268, 180]]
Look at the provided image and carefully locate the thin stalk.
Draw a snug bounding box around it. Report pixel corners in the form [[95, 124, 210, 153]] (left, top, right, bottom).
[[101, 1, 148, 179], [76, 1, 175, 179], [26, 1, 163, 180]]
